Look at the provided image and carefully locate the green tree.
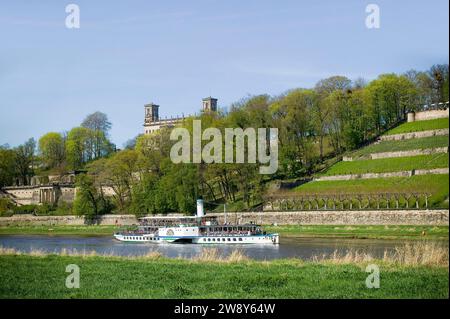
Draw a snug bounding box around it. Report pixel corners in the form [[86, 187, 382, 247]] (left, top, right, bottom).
[[273, 89, 316, 176], [315, 75, 352, 95], [38, 132, 65, 169], [366, 74, 417, 134], [73, 174, 98, 220], [100, 149, 139, 211], [428, 64, 449, 103], [73, 173, 112, 220], [66, 127, 92, 170], [81, 111, 114, 159], [14, 138, 36, 185], [0, 146, 16, 188], [404, 69, 433, 108]]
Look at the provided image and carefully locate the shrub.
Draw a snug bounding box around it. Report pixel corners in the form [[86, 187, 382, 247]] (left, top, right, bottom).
[[0, 198, 15, 215], [13, 204, 38, 215], [54, 200, 73, 215], [34, 203, 55, 216]]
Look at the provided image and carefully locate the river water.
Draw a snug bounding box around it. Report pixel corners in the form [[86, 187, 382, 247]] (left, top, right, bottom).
[[2, 235, 444, 260]]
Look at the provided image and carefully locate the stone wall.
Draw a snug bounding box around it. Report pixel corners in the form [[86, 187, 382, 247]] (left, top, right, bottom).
[[314, 171, 411, 181], [0, 214, 141, 226], [313, 168, 448, 182], [369, 147, 448, 160], [2, 185, 76, 206], [1, 184, 118, 206], [380, 128, 449, 141], [0, 210, 447, 226], [413, 109, 449, 122], [344, 147, 448, 161], [209, 210, 449, 226], [414, 168, 449, 175]]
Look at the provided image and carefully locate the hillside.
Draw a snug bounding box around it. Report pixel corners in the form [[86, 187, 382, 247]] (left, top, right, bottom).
[[292, 116, 449, 209]]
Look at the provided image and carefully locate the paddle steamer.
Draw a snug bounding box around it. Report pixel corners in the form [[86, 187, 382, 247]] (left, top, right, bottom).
[[114, 200, 279, 244]]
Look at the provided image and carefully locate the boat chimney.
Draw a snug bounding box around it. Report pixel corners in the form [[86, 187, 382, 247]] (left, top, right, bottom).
[[196, 199, 205, 217]]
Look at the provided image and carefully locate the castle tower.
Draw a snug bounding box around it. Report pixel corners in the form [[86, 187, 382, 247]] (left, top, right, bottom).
[[144, 103, 160, 123], [202, 97, 218, 112]]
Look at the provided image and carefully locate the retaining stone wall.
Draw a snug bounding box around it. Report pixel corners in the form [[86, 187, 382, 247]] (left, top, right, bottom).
[[380, 129, 449, 141], [314, 168, 448, 181], [0, 211, 447, 226]]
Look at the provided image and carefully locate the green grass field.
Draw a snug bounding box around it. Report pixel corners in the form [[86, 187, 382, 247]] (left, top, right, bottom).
[[385, 118, 449, 135], [350, 135, 449, 158], [321, 154, 448, 176], [0, 254, 447, 298], [295, 174, 449, 207]]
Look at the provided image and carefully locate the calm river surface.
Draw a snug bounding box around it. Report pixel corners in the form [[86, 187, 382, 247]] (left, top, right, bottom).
[[2, 235, 445, 260]]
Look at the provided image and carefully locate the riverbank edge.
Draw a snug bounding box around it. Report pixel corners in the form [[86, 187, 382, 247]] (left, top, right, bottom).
[[0, 248, 447, 267], [0, 224, 448, 240]]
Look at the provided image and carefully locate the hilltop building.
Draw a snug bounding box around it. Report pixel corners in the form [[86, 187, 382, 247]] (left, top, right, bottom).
[[143, 97, 218, 135]]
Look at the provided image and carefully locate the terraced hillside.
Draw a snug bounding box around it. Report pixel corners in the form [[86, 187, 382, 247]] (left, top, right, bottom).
[[291, 117, 449, 209], [385, 118, 449, 135]]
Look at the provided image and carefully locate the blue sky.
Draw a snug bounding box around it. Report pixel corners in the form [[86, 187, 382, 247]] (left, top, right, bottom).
[[0, 0, 448, 147]]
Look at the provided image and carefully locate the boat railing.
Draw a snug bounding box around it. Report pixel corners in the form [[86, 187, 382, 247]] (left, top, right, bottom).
[[202, 230, 260, 236], [117, 229, 157, 235]]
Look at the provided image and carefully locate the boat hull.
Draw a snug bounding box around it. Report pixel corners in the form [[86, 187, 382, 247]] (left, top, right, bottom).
[[114, 233, 279, 244], [113, 233, 160, 242], [192, 234, 279, 244]]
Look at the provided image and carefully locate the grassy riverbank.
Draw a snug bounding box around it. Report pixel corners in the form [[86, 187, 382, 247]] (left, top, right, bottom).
[[0, 245, 447, 299], [0, 224, 448, 240], [265, 225, 449, 240], [0, 225, 119, 236]]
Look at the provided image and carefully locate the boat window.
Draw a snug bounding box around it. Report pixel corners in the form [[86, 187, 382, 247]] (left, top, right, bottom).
[[222, 238, 226, 242], [227, 238, 231, 241], [212, 238, 215, 241], [239, 238, 243, 241], [233, 238, 236, 241]]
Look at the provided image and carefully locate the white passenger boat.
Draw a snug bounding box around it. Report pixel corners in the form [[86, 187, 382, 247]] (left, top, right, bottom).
[[114, 200, 279, 245]]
